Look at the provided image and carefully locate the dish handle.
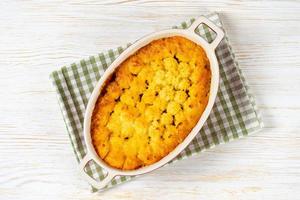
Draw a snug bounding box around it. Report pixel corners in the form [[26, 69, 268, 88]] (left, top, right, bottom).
[[187, 16, 224, 50], [79, 153, 116, 190]]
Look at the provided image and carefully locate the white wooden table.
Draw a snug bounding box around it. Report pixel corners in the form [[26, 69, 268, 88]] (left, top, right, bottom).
[[1, 1, 299, 199]]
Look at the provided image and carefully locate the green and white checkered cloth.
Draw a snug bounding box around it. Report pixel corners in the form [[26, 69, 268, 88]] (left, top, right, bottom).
[[50, 12, 263, 192]]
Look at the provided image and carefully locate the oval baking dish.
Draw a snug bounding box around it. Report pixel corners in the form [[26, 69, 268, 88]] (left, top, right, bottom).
[[79, 16, 224, 189]]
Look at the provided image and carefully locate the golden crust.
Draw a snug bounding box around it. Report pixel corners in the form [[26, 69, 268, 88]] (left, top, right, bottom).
[[91, 36, 211, 170]]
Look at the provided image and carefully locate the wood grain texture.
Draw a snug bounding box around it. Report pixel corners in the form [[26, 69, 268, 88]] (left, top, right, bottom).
[[0, 0, 299, 199]]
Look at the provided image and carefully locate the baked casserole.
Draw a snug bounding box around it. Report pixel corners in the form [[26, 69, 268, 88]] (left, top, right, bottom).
[[91, 36, 211, 170]]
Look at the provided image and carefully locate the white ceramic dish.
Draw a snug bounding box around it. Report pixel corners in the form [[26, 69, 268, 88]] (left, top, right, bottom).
[[79, 16, 224, 190]]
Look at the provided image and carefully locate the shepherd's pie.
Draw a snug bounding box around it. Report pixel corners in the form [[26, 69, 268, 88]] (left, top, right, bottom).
[[91, 36, 211, 170]]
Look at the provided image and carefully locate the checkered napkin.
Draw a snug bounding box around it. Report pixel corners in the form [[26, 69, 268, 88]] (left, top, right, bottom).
[[50, 12, 263, 192]]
